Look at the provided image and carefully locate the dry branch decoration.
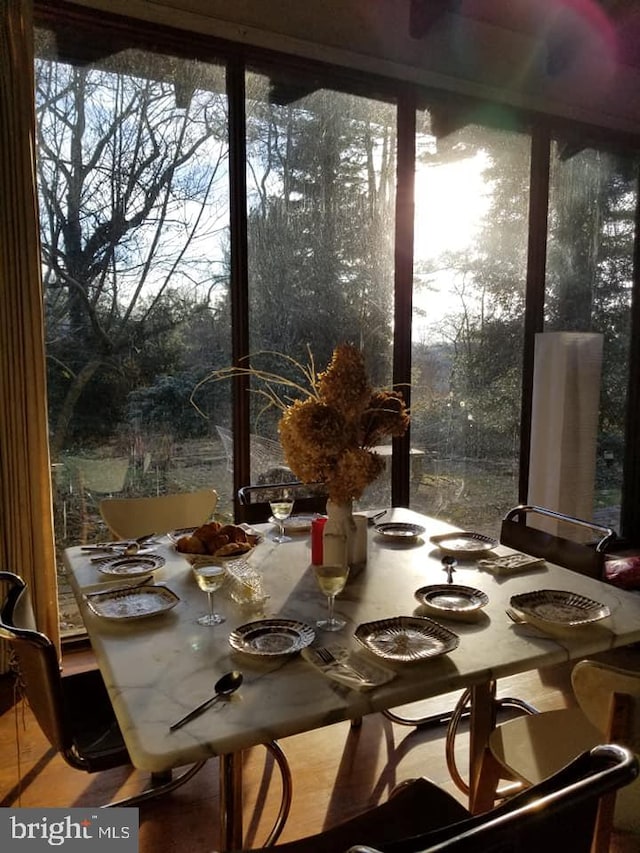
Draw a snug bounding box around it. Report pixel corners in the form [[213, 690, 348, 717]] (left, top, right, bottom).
[[193, 343, 410, 503]]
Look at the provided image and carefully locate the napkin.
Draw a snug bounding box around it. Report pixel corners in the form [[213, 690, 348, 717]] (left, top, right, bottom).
[[302, 645, 396, 691], [478, 553, 546, 575]]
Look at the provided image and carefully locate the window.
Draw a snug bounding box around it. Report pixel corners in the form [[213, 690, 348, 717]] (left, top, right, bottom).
[[412, 116, 531, 536], [33, 11, 640, 639], [35, 25, 233, 634], [242, 70, 396, 507], [542, 143, 638, 531]]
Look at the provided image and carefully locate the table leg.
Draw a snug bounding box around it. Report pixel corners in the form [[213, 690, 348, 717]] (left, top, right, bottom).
[[219, 751, 243, 851], [468, 680, 498, 814]]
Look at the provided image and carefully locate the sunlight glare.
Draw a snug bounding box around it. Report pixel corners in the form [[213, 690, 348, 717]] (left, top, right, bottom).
[[414, 151, 491, 260]]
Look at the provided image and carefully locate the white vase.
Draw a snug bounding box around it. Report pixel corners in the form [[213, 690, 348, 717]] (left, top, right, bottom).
[[322, 499, 356, 568]]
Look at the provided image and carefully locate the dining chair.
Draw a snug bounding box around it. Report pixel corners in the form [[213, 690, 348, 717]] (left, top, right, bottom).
[[99, 488, 218, 539], [241, 744, 637, 853], [237, 481, 327, 524], [422, 503, 618, 796], [0, 570, 205, 807], [500, 504, 617, 579], [482, 659, 640, 852]]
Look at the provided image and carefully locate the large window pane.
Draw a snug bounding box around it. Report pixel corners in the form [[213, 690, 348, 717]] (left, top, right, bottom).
[[243, 71, 397, 507], [36, 27, 232, 634], [411, 119, 531, 537], [544, 144, 638, 531]]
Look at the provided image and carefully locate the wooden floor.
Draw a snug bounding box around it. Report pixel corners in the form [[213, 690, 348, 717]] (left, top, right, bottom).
[[1, 648, 637, 852]]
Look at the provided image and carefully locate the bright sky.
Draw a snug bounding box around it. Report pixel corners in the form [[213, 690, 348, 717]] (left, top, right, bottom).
[[412, 151, 492, 339], [414, 150, 491, 260]]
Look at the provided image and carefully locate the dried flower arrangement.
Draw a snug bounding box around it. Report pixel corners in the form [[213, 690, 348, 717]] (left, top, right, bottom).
[[193, 343, 410, 504], [279, 344, 409, 503]]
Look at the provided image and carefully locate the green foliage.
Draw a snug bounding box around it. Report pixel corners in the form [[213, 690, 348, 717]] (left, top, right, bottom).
[[127, 371, 212, 437]]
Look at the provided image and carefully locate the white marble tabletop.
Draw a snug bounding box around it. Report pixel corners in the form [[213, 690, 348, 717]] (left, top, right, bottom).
[[64, 508, 640, 776]]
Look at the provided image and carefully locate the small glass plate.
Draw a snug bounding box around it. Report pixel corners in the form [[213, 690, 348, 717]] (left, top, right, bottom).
[[229, 618, 316, 657], [374, 522, 426, 542], [510, 589, 611, 627], [414, 584, 489, 618], [85, 585, 179, 620], [94, 553, 166, 577], [429, 532, 498, 558], [354, 616, 459, 662], [269, 515, 315, 534]]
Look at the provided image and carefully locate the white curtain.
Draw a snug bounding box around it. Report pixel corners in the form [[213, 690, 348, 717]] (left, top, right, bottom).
[[528, 331, 603, 539]]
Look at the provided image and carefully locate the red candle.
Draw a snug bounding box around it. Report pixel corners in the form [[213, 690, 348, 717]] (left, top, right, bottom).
[[311, 516, 327, 565]]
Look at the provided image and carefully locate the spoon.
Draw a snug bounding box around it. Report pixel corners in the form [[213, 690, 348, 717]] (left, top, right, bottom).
[[441, 555, 457, 583], [169, 671, 244, 731]]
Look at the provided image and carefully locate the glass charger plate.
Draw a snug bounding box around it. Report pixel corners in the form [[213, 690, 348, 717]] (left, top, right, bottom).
[[269, 515, 315, 534], [185, 547, 257, 566], [94, 553, 166, 577], [374, 522, 426, 542], [414, 584, 489, 618], [167, 527, 197, 543], [229, 619, 316, 657], [510, 589, 611, 627], [354, 616, 459, 662], [429, 531, 497, 558], [85, 585, 179, 620]]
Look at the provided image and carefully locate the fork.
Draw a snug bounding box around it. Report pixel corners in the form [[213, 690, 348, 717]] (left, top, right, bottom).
[[505, 608, 555, 638], [84, 575, 153, 598], [314, 647, 371, 682]]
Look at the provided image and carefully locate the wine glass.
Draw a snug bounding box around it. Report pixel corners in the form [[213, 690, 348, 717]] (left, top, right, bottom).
[[192, 564, 226, 626], [269, 495, 294, 543], [313, 563, 349, 631]]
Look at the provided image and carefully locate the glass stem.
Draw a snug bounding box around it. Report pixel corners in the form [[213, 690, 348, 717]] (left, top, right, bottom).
[[327, 594, 335, 625], [207, 592, 214, 617]]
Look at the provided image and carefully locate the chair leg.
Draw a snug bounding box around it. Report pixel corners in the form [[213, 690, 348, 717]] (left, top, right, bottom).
[[445, 689, 538, 800], [261, 741, 293, 847], [103, 760, 207, 808], [382, 704, 471, 728]]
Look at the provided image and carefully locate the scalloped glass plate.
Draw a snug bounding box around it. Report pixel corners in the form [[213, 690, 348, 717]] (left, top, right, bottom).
[[414, 584, 489, 618], [85, 585, 179, 620], [94, 553, 166, 577], [229, 619, 316, 657], [429, 532, 497, 558], [354, 616, 459, 662], [510, 589, 610, 627], [374, 522, 426, 542]]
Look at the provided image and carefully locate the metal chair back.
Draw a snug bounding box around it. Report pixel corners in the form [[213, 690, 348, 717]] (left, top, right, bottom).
[[500, 504, 617, 578]]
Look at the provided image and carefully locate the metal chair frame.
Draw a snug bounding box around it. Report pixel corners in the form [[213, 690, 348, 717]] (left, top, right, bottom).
[[237, 481, 327, 524], [243, 745, 638, 853], [500, 504, 617, 579]]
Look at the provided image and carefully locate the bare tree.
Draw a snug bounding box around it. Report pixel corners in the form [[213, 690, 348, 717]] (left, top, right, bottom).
[[36, 56, 230, 456]]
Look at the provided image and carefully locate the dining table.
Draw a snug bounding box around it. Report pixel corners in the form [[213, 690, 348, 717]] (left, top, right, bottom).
[[63, 507, 640, 850]]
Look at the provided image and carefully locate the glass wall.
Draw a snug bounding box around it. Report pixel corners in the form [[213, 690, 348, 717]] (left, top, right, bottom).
[[411, 115, 531, 537], [243, 71, 397, 508], [33, 12, 640, 637], [542, 143, 638, 531], [35, 28, 232, 633]]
